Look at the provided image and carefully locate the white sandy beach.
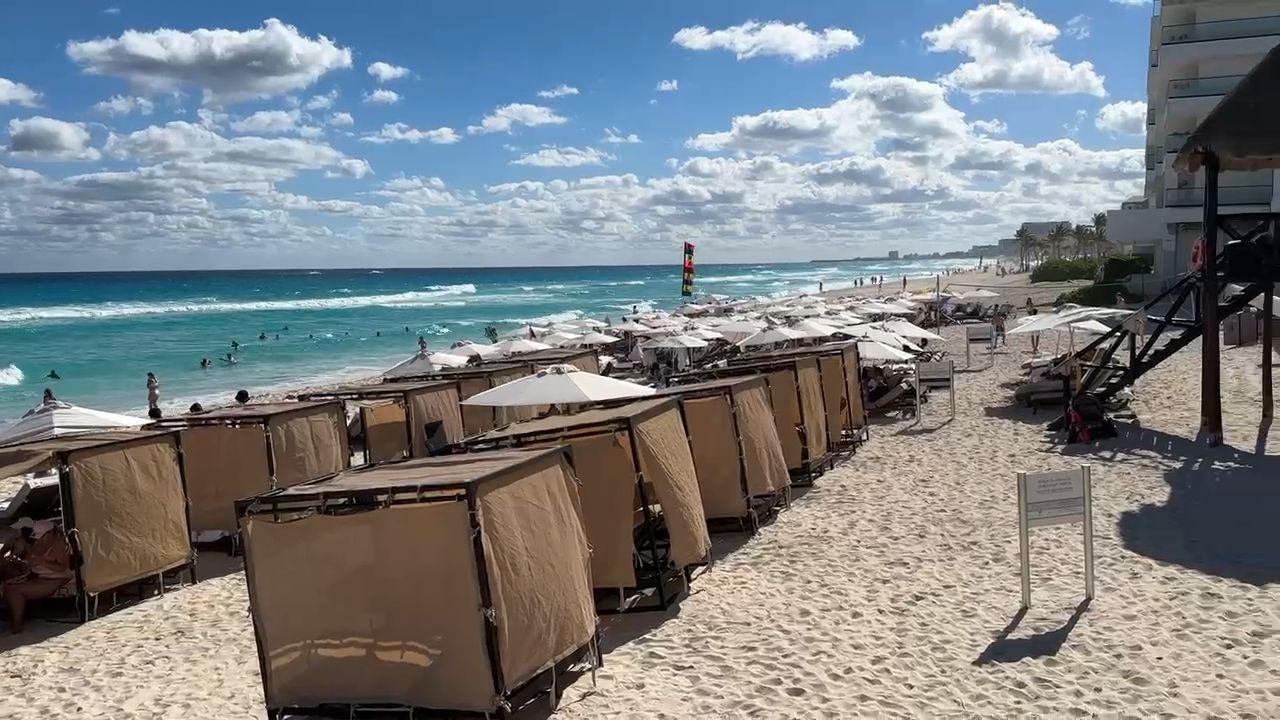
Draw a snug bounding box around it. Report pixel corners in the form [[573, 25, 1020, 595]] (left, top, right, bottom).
[[2, 312, 1279, 718]]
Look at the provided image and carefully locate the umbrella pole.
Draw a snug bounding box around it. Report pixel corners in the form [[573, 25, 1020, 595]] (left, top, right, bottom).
[[1201, 153, 1223, 446]]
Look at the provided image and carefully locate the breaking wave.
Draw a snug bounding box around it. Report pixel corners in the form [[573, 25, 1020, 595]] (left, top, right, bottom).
[[0, 364, 23, 386]]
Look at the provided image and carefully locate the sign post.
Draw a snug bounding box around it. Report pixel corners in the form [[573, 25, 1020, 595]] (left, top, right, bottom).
[[1016, 465, 1095, 608], [915, 359, 955, 420], [965, 324, 995, 368]]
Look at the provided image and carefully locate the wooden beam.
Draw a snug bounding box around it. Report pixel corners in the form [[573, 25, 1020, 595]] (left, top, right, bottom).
[[1202, 154, 1223, 446]]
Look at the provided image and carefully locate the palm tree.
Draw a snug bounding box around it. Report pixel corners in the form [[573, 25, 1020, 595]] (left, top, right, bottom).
[[1073, 223, 1095, 258], [1014, 227, 1035, 271], [1047, 222, 1072, 260], [1092, 211, 1109, 257]]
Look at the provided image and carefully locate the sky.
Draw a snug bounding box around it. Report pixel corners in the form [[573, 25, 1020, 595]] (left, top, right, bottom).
[[0, 0, 1154, 271]]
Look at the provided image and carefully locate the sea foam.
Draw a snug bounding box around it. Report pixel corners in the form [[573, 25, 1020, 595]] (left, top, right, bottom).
[[0, 364, 23, 386]]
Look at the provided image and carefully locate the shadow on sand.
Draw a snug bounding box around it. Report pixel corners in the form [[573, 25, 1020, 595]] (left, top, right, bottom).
[[1098, 424, 1280, 586], [973, 599, 1090, 666]]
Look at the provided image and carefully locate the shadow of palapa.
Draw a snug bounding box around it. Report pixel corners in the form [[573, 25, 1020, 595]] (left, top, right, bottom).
[[895, 417, 954, 436], [972, 599, 1091, 666]]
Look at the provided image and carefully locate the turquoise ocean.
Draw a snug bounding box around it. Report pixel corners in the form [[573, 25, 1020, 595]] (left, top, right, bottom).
[[0, 259, 973, 425]]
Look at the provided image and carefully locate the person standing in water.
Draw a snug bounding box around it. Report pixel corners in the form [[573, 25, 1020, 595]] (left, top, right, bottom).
[[418, 336, 428, 352], [146, 372, 160, 411], [45, 370, 60, 380]]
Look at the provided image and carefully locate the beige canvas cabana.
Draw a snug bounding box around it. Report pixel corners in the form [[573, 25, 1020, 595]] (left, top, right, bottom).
[[149, 401, 349, 542], [0, 430, 195, 621], [237, 447, 597, 718], [508, 347, 601, 374], [300, 380, 464, 463], [653, 376, 790, 532], [732, 341, 869, 449], [675, 356, 832, 484], [393, 363, 536, 436], [463, 398, 711, 612]]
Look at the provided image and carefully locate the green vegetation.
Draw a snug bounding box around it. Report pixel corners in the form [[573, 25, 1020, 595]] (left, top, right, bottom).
[[1053, 255, 1152, 306], [1031, 258, 1100, 283]]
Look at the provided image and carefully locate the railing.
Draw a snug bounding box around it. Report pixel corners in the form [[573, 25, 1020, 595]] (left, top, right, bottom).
[[1162, 14, 1280, 45], [1167, 74, 1244, 98], [1164, 184, 1273, 207], [1147, 108, 1157, 126]]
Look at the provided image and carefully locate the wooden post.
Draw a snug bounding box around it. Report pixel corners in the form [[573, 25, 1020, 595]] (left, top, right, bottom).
[[1201, 153, 1223, 446]]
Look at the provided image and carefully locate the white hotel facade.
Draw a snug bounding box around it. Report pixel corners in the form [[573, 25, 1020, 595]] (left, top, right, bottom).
[[1108, 0, 1280, 291]]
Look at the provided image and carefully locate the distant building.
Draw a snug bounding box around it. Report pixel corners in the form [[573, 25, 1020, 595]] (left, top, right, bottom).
[[997, 237, 1019, 256], [887, 250, 899, 260], [968, 244, 1001, 257]]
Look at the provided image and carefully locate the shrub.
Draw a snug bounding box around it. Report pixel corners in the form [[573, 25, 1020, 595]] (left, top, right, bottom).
[[1055, 283, 1139, 307], [1031, 258, 1100, 283], [1099, 255, 1153, 282]]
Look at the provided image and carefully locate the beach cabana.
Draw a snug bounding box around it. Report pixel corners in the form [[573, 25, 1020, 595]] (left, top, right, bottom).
[[653, 376, 790, 531], [237, 447, 597, 718], [393, 363, 537, 436], [0, 399, 148, 447], [462, 398, 711, 612], [149, 401, 349, 542], [299, 380, 465, 463], [0, 430, 195, 621], [731, 341, 869, 449], [675, 356, 832, 484], [508, 346, 601, 374]]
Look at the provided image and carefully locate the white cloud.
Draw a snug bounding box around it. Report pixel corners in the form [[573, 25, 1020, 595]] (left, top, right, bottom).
[[656, 79, 679, 92], [360, 123, 460, 144], [970, 118, 1008, 136], [1096, 100, 1147, 135], [0, 78, 41, 107], [6, 117, 100, 161], [367, 61, 410, 83], [363, 89, 401, 105], [229, 109, 318, 135], [328, 112, 354, 126], [94, 94, 155, 116], [1109, 0, 1149, 5], [467, 103, 567, 134], [537, 84, 579, 99], [104, 121, 370, 177], [1066, 15, 1090, 40], [672, 20, 861, 61], [303, 89, 338, 111], [511, 146, 614, 167], [65, 18, 352, 104], [602, 127, 641, 144], [923, 2, 1106, 97], [103, 6, 120, 14]]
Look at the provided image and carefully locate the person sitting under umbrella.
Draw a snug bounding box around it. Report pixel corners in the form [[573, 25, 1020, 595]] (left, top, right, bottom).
[[2, 518, 73, 633]]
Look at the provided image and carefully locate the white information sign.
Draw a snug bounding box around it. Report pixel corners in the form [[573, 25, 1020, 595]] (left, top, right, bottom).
[[965, 324, 995, 368], [1016, 465, 1095, 608], [914, 359, 955, 419]]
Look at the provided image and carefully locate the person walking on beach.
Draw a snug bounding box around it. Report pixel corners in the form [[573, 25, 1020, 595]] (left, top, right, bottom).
[[418, 336, 429, 352], [993, 313, 1007, 346], [902, 276, 907, 291], [146, 372, 160, 411]]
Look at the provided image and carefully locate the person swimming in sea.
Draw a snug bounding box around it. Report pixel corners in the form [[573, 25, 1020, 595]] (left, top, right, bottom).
[[45, 370, 60, 380], [259, 333, 267, 341], [200, 358, 210, 369], [231, 340, 240, 351], [222, 353, 238, 365]]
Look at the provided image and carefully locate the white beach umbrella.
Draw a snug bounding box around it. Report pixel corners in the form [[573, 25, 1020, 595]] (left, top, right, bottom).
[[384, 351, 470, 379], [462, 364, 654, 406], [783, 306, 826, 318], [569, 318, 606, 329], [565, 331, 622, 347], [962, 289, 1001, 299], [739, 327, 807, 348], [878, 319, 945, 342], [1008, 307, 1130, 336], [835, 324, 915, 349], [642, 334, 709, 349], [493, 338, 553, 356], [1065, 319, 1113, 335], [501, 324, 549, 340], [856, 302, 915, 316], [0, 400, 148, 447], [541, 331, 584, 347], [713, 320, 765, 343], [450, 341, 499, 359], [608, 321, 652, 334], [789, 319, 840, 339], [685, 328, 726, 341], [856, 341, 915, 363]]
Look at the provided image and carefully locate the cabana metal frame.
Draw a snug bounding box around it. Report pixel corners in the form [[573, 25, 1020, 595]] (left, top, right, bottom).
[[654, 376, 790, 534], [730, 341, 870, 450], [236, 448, 599, 719], [299, 380, 464, 463], [674, 357, 834, 486], [0, 430, 197, 622], [1173, 42, 1280, 445], [500, 347, 602, 374], [393, 363, 537, 436], [461, 398, 709, 614]]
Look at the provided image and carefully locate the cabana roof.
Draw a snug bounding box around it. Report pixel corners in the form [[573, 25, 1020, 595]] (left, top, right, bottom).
[[501, 347, 597, 363], [261, 447, 567, 499], [1175, 43, 1280, 173], [737, 340, 858, 361], [402, 362, 529, 379], [653, 375, 767, 397], [299, 379, 459, 399], [151, 400, 341, 425], [470, 397, 675, 441], [0, 430, 171, 479]]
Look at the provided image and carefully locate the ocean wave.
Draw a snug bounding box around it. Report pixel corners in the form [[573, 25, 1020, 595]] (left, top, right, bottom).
[[0, 284, 479, 324], [602, 280, 646, 286], [306, 271, 323, 275], [501, 310, 583, 325], [369, 270, 384, 274], [0, 364, 23, 386], [700, 272, 777, 283]]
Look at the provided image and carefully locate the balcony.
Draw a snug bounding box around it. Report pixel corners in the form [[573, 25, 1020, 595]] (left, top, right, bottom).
[[1161, 15, 1280, 45], [1164, 185, 1273, 207], [1147, 108, 1156, 126], [1146, 147, 1157, 171], [1167, 75, 1244, 99], [1150, 48, 1159, 68]]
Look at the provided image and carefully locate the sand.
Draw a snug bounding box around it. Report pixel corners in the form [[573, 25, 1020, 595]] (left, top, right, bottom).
[[4, 300, 1280, 718]]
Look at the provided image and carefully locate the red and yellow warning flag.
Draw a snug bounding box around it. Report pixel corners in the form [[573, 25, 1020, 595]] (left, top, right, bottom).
[[681, 242, 696, 297]]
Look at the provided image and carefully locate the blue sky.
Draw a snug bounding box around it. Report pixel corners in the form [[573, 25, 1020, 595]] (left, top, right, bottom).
[[0, 1, 1153, 271]]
